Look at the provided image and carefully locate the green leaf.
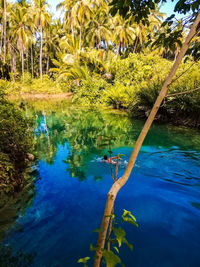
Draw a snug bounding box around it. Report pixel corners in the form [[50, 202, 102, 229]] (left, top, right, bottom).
[[77, 257, 90, 264], [122, 209, 138, 227], [105, 213, 115, 220], [98, 143, 109, 147], [102, 250, 121, 267], [89, 244, 97, 251], [117, 154, 125, 157], [113, 227, 126, 247], [123, 238, 133, 251], [93, 226, 104, 233], [113, 246, 119, 254]]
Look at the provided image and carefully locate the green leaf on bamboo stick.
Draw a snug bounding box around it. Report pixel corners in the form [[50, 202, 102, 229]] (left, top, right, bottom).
[[89, 244, 97, 251], [123, 238, 133, 251], [113, 246, 119, 254], [122, 209, 138, 227], [113, 227, 126, 247], [93, 226, 104, 233], [117, 154, 125, 157], [102, 250, 121, 267], [105, 213, 115, 220], [77, 256, 90, 266], [98, 143, 109, 147], [97, 135, 115, 141]]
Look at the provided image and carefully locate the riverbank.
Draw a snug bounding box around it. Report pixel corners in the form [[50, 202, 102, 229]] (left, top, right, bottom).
[[8, 92, 73, 100], [7, 92, 200, 129], [1, 99, 200, 267], [132, 105, 200, 129]]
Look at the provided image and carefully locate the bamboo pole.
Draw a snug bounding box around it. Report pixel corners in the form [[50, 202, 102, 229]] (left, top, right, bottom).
[[94, 12, 200, 267]]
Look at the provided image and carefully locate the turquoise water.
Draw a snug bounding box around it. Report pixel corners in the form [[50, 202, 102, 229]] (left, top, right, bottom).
[[2, 101, 200, 267]]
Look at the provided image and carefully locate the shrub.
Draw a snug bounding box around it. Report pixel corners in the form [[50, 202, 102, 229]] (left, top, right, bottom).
[[21, 75, 63, 94], [72, 76, 109, 105], [0, 93, 34, 193]]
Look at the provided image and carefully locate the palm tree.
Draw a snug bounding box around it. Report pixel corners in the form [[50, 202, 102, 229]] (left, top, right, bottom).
[[33, 0, 50, 79], [86, 1, 112, 49], [3, 0, 6, 63], [0, 0, 3, 59], [70, 0, 92, 50], [10, 1, 31, 82], [133, 5, 166, 53], [113, 12, 136, 55], [43, 23, 60, 74], [56, 0, 75, 39]]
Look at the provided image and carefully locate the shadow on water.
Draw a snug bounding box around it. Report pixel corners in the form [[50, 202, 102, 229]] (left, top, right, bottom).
[[2, 99, 200, 267], [0, 170, 39, 266], [28, 99, 200, 183], [0, 243, 35, 267]]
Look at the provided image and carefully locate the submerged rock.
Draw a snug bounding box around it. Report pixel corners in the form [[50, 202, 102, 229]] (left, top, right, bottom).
[[27, 153, 34, 161]]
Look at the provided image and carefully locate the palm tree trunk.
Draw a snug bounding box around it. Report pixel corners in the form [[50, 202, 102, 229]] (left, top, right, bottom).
[[93, 12, 200, 267], [40, 21, 43, 79], [26, 49, 29, 73], [31, 42, 34, 78], [8, 41, 15, 81], [123, 38, 125, 52], [3, 0, 6, 64], [46, 53, 50, 74], [133, 35, 139, 53], [21, 50, 24, 83], [174, 47, 179, 61], [117, 42, 121, 55], [79, 21, 82, 50], [13, 48, 16, 82], [0, 25, 3, 58], [70, 16, 74, 40]]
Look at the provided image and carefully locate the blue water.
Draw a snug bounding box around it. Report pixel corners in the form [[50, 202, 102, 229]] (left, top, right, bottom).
[[2, 103, 200, 267]]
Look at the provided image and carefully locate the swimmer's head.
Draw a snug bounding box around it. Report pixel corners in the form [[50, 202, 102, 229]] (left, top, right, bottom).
[[103, 155, 108, 160]]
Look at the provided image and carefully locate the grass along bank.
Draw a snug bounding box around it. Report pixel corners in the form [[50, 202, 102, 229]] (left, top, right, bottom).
[[2, 53, 200, 128]]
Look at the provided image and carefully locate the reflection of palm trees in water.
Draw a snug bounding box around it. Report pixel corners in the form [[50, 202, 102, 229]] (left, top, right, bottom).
[[0, 243, 36, 266], [0, 175, 37, 241], [42, 110, 54, 163], [64, 150, 86, 181], [0, 172, 38, 265], [33, 106, 138, 181], [42, 110, 50, 148]]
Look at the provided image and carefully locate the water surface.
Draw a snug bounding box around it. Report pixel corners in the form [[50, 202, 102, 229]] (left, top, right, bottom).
[[1, 100, 200, 267]]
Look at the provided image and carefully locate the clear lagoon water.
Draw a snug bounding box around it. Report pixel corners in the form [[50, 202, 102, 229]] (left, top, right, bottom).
[[1, 100, 200, 267]]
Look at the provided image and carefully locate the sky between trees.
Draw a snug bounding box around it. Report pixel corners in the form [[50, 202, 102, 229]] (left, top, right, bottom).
[[44, 0, 181, 19]]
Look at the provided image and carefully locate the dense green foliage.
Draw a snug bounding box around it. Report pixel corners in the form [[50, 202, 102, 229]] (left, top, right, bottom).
[[24, 99, 200, 184], [71, 52, 200, 126], [0, 0, 199, 126], [0, 244, 35, 267], [0, 93, 34, 193]]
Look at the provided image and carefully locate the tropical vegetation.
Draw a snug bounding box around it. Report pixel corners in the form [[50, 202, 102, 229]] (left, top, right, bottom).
[[0, 91, 34, 194], [0, 0, 199, 128], [0, 0, 200, 266]]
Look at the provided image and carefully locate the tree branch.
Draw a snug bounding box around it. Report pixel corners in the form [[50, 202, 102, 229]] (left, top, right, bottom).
[[94, 11, 200, 267], [166, 86, 200, 97]]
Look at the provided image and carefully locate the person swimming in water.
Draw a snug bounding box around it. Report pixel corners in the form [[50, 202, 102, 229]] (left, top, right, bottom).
[[103, 155, 121, 164]]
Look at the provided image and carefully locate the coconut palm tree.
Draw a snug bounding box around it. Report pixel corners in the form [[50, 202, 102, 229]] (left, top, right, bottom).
[[0, 0, 4, 59], [43, 23, 60, 74], [86, 1, 112, 49], [113, 12, 136, 55], [3, 0, 6, 63], [133, 5, 166, 53], [33, 0, 50, 79], [10, 1, 31, 82], [56, 0, 75, 38], [70, 0, 93, 50]]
